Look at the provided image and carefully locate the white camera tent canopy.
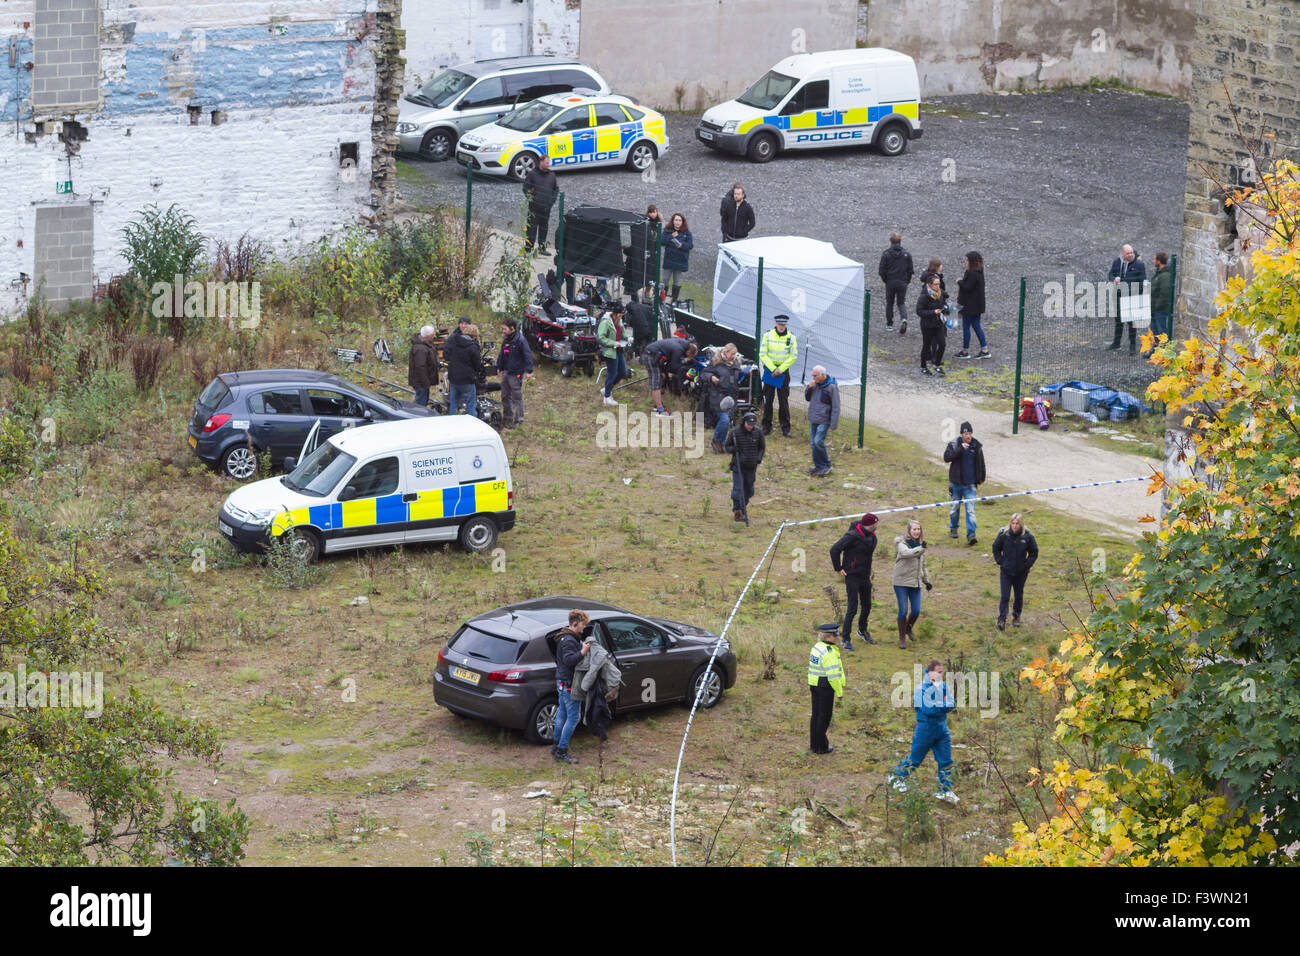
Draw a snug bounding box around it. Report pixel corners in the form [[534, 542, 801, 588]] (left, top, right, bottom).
[[711, 236, 864, 385]]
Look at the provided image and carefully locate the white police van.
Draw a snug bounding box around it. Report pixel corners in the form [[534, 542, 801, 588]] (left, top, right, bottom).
[[695, 48, 922, 162], [218, 416, 514, 562]]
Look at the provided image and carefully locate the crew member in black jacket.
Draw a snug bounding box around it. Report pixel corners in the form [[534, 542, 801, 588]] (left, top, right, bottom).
[[992, 513, 1038, 629], [724, 411, 766, 524], [522, 156, 559, 254], [830, 512, 880, 648], [878, 232, 914, 332], [720, 182, 755, 242]]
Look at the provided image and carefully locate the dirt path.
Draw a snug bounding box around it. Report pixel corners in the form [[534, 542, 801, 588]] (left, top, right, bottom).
[[813, 371, 1158, 538]]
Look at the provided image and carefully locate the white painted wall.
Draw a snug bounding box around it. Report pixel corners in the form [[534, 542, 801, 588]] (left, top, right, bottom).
[[400, 0, 580, 91]]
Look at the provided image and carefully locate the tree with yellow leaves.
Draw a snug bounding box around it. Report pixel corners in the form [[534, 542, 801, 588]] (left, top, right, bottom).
[[988, 160, 1299, 866]]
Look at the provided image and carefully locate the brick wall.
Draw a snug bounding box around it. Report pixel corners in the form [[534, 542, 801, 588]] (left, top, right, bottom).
[[32, 0, 100, 112], [1179, 0, 1300, 335], [34, 203, 94, 308]]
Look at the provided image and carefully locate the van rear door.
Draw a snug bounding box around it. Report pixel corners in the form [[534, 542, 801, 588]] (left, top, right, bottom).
[[453, 444, 509, 514]]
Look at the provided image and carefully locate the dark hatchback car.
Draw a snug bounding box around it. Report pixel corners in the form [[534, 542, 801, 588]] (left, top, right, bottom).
[[187, 369, 434, 480], [433, 596, 738, 745]]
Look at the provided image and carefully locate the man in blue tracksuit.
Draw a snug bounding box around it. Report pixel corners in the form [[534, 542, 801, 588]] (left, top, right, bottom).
[[888, 660, 959, 803]]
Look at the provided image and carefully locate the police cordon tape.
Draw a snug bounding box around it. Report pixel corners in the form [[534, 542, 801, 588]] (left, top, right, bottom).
[[668, 474, 1151, 865]]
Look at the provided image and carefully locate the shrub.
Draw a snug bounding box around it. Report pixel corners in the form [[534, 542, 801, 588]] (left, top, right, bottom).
[[121, 203, 207, 343]]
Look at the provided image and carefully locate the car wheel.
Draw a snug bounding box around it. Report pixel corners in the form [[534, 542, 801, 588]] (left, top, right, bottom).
[[509, 151, 540, 182], [288, 527, 321, 564], [420, 128, 456, 162], [220, 444, 259, 481], [687, 663, 724, 709], [561, 362, 573, 378], [458, 515, 498, 553], [625, 140, 657, 172], [876, 123, 908, 157], [746, 132, 777, 164], [524, 696, 558, 744]]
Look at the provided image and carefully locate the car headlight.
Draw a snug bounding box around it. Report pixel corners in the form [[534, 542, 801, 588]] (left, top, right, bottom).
[[396, 122, 418, 133], [721, 120, 738, 133], [476, 142, 503, 154], [243, 508, 279, 527]]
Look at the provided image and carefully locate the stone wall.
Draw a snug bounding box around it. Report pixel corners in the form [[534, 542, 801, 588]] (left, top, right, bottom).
[[867, 0, 1194, 97]]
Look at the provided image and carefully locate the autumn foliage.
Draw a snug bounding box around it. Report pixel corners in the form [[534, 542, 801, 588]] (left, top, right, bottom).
[[987, 161, 1300, 866]]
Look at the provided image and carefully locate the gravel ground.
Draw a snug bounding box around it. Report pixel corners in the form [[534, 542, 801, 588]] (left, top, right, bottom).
[[396, 90, 1181, 533], [399, 88, 1188, 392]]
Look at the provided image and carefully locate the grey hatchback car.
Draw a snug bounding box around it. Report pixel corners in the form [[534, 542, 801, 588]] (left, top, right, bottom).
[[433, 596, 737, 744]]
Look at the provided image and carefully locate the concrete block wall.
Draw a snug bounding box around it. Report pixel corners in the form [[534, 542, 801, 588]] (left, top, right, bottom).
[[0, 1, 405, 316], [1179, 0, 1300, 335], [32, 0, 100, 111], [33, 203, 94, 307]]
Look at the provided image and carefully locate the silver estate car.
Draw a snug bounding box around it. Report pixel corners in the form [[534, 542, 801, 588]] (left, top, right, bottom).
[[396, 55, 609, 161]]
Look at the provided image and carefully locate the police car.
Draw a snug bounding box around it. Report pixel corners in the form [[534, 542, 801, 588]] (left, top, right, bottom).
[[455, 91, 669, 181]]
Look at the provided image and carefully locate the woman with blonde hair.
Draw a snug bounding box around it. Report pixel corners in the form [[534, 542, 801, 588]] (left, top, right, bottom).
[[992, 513, 1038, 630], [891, 518, 932, 649]]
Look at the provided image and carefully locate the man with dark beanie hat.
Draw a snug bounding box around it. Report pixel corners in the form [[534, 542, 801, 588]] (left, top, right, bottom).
[[942, 421, 986, 545], [829, 512, 880, 649]]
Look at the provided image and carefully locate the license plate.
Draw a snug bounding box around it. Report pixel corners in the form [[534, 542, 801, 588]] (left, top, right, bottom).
[[188, 434, 198, 449], [451, 666, 481, 686], [219, 521, 234, 537], [698, 130, 714, 141]]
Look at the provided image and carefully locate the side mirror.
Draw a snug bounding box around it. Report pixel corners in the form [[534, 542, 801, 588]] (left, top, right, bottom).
[[342, 485, 358, 500], [363, 408, 374, 421], [283, 457, 297, 473]]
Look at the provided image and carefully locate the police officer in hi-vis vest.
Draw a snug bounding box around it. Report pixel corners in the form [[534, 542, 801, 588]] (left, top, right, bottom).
[[759, 314, 798, 436], [808, 622, 845, 755]]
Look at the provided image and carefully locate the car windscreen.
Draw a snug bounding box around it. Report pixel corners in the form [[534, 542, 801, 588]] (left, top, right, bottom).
[[344, 380, 400, 411], [498, 100, 561, 132], [736, 70, 798, 111], [198, 377, 232, 410], [282, 443, 356, 497], [450, 626, 523, 664], [411, 69, 475, 108]]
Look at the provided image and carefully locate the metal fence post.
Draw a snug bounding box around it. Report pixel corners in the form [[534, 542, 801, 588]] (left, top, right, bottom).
[[556, 191, 565, 301], [753, 257, 764, 407], [464, 166, 473, 286], [653, 221, 664, 336], [1012, 276, 1027, 435], [858, 289, 870, 449], [1167, 252, 1178, 344]]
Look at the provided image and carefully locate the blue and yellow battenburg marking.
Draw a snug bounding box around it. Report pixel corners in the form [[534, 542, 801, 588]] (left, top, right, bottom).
[[736, 101, 919, 135], [270, 480, 509, 537], [500, 103, 666, 168]]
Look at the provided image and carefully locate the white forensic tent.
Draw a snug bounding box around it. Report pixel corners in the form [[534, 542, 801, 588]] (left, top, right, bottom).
[[711, 236, 865, 385]]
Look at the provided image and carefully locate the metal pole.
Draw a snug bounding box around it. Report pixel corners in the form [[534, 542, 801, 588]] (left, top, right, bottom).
[[1167, 252, 1178, 344], [651, 221, 664, 336], [464, 165, 473, 262], [653, 221, 664, 335], [556, 191, 565, 302], [858, 289, 870, 449], [1012, 276, 1027, 435], [753, 257, 764, 408]]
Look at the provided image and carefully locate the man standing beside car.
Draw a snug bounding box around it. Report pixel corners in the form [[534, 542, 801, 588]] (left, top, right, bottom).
[[408, 324, 438, 408], [523, 156, 559, 255], [443, 315, 481, 417], [553, 609, 591, 765], [496, 317, 535, 429]]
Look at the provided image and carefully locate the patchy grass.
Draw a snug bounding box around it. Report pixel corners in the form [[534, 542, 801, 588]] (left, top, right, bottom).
[[2, 325, 1142, 865]]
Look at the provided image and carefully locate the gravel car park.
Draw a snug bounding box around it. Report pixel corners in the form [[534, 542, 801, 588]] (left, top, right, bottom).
[[402, 89, 1188, 389]]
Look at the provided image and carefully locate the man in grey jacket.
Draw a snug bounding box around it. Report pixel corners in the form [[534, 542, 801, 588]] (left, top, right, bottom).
[[805, 365, 841, 477]]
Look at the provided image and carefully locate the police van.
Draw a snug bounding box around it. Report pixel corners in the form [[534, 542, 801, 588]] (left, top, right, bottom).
[[217, 416, 514, 562], [455, 90, 670, 181], [695, 48, 922, 162]]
